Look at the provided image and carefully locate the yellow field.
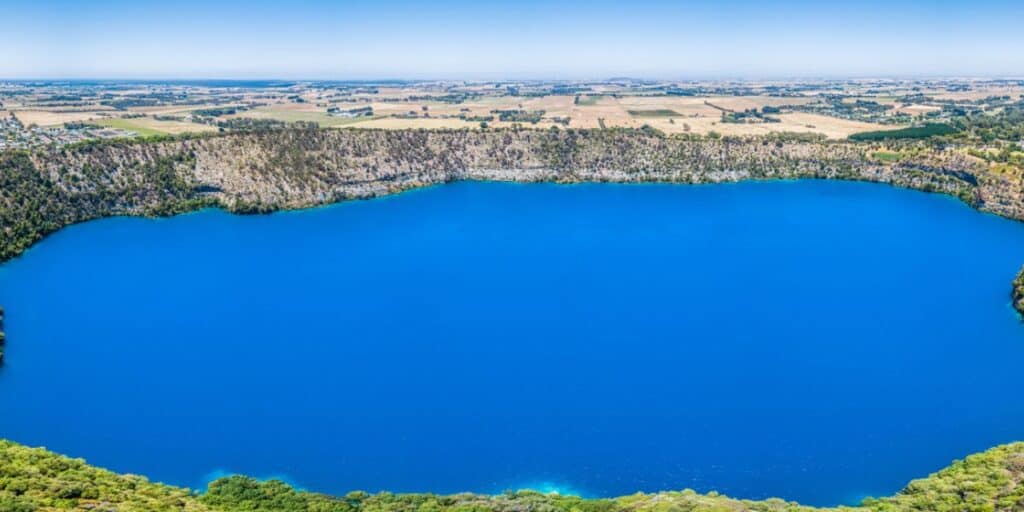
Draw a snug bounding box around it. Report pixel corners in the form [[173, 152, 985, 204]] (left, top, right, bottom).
[[9, 94, 901, 139], [130, 117, 217, 134], [931, 86, 1024, 101], [13, 110, 103, 127], [10, 90, 906, 140], [95, 117, 216, 136], [367, 93, 889, 137], [93, 118, 165, 136]]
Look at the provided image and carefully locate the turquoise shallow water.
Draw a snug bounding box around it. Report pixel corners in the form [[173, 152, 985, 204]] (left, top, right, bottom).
[[2, 180, 1024, 506]]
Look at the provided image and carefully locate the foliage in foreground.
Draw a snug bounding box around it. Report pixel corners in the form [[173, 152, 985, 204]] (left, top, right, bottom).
[[2, 439, 1024, 511]]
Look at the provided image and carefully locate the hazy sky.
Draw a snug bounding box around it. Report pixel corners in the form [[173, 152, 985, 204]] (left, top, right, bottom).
[[4, 0, 1023, 79]]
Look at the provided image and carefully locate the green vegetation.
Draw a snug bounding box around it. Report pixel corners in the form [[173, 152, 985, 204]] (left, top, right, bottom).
[[793, 97, 900, 124], [192, 107, 249, 118], [721, 108, 782, 124], [870, 151, 903, 162], [762, 132, 828, 143], [490, 109, 545, 124], [948, 101, 1024, 144], [945, 103, 1024, 170], [1013, 266, 1024, 316], [626, 109, 680, 117], [458, 114, 494, 123], [216, 118, 304, 132], [0, 440, 202, 512], [574, 95, 602, 106], [848, 123, 958, 141], [0, 146, 211, 262], [1, 439, 1024, 511], [865, 442, 1024, 511]]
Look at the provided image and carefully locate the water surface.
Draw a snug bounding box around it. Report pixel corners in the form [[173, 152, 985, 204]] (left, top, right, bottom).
[[2, 180, 1024, 506]]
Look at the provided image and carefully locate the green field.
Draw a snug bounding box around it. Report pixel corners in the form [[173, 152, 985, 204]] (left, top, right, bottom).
[[849, 123, 957, 141], [870, 150, 903, 162], [94, 118, 167, 137], [628, 109, 681, 117], [575, 95, 603, 106]]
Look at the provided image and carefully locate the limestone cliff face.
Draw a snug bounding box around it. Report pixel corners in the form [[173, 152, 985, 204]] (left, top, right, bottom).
[[2, 127, 1015, 263]]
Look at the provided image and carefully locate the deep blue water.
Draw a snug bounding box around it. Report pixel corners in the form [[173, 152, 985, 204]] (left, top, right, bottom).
[[2, 180, 1024, 506]]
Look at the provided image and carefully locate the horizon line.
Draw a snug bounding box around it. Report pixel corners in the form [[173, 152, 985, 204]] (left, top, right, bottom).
[[3, 74, 1024, 83]]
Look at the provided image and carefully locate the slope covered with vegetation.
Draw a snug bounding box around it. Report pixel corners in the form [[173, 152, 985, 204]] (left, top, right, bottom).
[[1, 126, 1009, 264], [1, 439, 1024, 512]]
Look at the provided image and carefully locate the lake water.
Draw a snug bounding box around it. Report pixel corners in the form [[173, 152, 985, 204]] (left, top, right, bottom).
[[2, 180, 1024, 506]]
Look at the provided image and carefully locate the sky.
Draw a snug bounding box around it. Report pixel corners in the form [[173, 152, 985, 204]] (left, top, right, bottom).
[[3, 0, 1023, 79]]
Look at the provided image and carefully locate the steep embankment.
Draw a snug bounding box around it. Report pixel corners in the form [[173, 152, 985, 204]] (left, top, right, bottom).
[[2, 439, 1024, 511], [4, 127, 1014, 263]]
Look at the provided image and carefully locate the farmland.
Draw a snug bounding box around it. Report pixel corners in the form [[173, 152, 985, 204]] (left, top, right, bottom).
[[1, 78, 1022, 146]]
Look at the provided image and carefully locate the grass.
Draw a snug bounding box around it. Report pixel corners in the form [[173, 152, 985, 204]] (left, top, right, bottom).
[[93, 118, 167, 137], [627, 109, 682, 117], [870, 150, 902, 162], [849, 123, 957, 141]]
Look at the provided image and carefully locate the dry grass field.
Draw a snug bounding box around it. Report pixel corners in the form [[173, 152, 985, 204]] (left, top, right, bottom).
[[93, 116, 217, 136], [4, 92, 904, 139], [124, 116, 216, 135], [13, 110, 104, 127], [931, 85, 1024, 101], [613, 111, 892, 138], [10, 79, 1016, 141]]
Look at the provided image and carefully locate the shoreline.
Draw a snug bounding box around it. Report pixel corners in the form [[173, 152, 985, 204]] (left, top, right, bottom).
[[0, 174, 986, 265]]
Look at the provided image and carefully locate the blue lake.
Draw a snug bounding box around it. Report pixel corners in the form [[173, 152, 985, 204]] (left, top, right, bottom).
[[2, 180, 1024, 506]]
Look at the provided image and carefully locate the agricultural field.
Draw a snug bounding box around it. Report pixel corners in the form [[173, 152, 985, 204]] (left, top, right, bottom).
[[2, 78, 1022, 145], [627, 109, 682, 117], [230, 105, 378, 128], [12, 109, 105, 127], [93, 116, 217, 136]]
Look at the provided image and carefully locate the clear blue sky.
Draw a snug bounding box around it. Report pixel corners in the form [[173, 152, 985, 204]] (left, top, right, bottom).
[[4, 0, 1023, 79]]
